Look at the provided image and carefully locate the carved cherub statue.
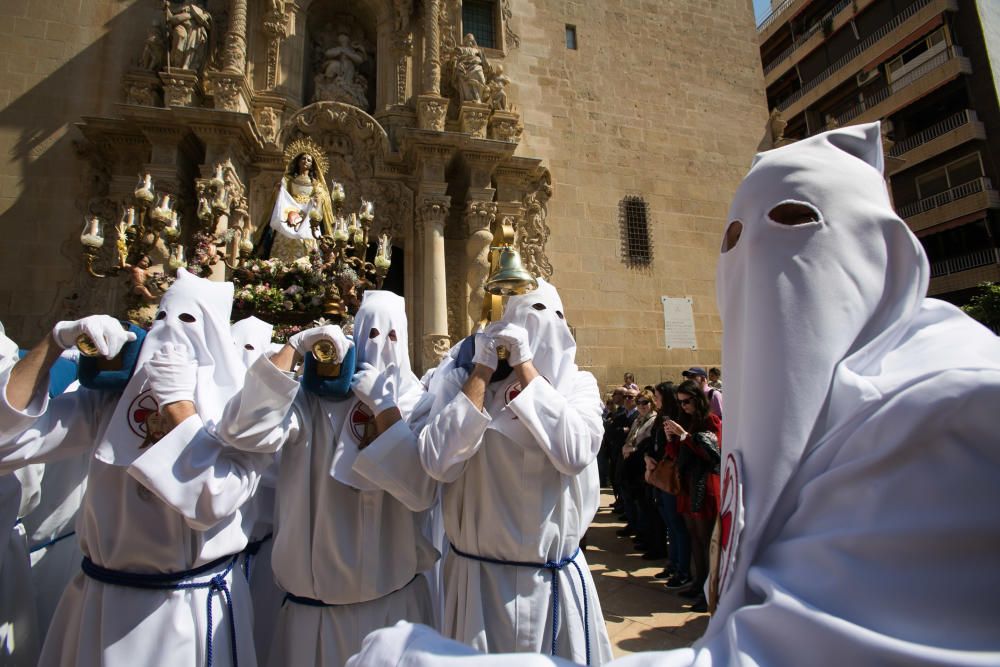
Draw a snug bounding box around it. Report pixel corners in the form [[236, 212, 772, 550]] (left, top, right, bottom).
[[486, 63, 511, 111], [125, 254, 159, 303], [139, 22, 167, 71]]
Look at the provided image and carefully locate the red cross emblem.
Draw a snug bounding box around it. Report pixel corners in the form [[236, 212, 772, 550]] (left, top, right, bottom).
[[349, 401, 376, 449]]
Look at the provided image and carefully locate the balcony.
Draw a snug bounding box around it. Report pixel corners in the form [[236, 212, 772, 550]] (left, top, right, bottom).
[[757, 0, 805, 36], [887, 110, 986, 176], [774, 0, 957, 119], [763, 0, 879, 85], [928, 247, 1000, 296], [898, 177, 1000, 233], [835, 48, 972, 126]]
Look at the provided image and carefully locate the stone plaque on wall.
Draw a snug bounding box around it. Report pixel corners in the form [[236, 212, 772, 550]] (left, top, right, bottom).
[[661, 296, 697, 350]]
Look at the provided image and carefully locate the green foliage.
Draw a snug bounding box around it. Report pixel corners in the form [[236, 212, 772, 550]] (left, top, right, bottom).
[[961, 282, 1000, 332]]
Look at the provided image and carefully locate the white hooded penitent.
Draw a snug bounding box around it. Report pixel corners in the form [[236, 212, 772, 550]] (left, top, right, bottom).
[[96, 268, 244, 466]]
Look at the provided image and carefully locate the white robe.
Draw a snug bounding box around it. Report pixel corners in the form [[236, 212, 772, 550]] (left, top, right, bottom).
[[0, 376, 265, 667], [417, 367, 612, 664], [24, 440, 88, 636], [212, 358, 439, 667], [0, 471, 40, 666]]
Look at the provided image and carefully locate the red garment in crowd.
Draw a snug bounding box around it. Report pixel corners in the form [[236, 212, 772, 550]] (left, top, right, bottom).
[[676, 413, 721, 518]]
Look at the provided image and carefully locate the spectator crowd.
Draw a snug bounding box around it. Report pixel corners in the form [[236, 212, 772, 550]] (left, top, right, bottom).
[[599, 367, 723, 613]]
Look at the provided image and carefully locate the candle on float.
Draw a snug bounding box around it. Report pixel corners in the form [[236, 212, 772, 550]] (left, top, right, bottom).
[[80, 216, 104, 248]]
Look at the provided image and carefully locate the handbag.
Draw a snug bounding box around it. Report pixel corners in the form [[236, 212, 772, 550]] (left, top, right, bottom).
[[646, 457, 681, 495]]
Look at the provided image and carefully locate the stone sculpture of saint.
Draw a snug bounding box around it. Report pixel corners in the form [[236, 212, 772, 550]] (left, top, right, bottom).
[[313, 33, 368, 108], [255, 143, 337, 263], [452, 33, 488, 104], [163, 0, 211, 71]]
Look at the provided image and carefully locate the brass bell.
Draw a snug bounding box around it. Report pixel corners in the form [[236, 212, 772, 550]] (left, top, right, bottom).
[[484, 246, 538, 296], [311, 340, 340, 365]]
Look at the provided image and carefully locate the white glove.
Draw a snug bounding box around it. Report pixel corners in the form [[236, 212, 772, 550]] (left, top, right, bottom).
[[351, 362, 397, 416], [471, 332, 498, 371], [145, 343, 198, 407], [288, 324, 351, 361], [52, 315, 137, 359], [486, 322, 533, 367]]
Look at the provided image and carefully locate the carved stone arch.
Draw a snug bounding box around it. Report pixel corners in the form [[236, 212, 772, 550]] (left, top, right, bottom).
[[281, 101, 390, 177]]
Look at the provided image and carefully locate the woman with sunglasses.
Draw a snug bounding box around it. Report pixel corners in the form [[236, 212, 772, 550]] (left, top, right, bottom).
[[619, 390, 660, 555], [663, 379, 721, 613], [644, 382, 692, 589]]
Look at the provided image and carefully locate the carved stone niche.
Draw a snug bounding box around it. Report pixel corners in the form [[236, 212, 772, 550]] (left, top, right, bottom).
[[305, 5, 378, 113]]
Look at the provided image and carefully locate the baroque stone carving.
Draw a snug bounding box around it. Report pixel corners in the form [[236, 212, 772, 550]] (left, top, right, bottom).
[[163, 2, 212, 72], [221, 0, 248, 73], [442, 33, 516, 120], [465, 200, 496, 324], [256, 106, 281, 145], [207, 72, 241, 111], [122, 71, 161, 107], [262, 1, 289, 90], [159, 69, 198, 106], [313, 30, 370, 108], [488, 111, 522, 142], [138, 22, 168, 71], [422, 333, 451, 366], [416, 195, 449, 232], [500, 0, 520, 49], [459, 102, 489, 138], [363, 180, 412, 243], [518, 170, 553, 280], [449, 34, 487, 105], [417, 95, 447, 131], [285, 102, 389, 179]]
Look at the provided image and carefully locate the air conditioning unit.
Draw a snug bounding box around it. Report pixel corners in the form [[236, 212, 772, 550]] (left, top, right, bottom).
[[856, 69, 881, 86]]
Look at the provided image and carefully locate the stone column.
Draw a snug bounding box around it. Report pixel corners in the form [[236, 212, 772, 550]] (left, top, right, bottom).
[[223, 0, 248, 73], [423, 0, 441, 94], [417, 0, 447, 131], [417, 193, 451, 369], [465, 198, 496, 330]]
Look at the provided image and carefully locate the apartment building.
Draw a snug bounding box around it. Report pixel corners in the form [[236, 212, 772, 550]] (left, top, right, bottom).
[[758, 0, 1000, 305]]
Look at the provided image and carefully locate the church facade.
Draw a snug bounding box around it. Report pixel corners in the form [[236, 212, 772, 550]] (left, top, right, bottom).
[[0, 0, 766, 387]]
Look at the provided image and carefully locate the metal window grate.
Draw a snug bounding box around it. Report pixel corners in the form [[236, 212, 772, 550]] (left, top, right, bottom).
[[463, 0, 497, 49], [619, 196, 653, 267]]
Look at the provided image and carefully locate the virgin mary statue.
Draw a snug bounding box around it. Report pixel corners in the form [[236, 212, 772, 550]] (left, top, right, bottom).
[[255, 137, 339, 262]]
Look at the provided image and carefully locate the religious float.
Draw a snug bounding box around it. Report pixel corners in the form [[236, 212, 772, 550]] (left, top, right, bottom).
[[71, 0, 552, 373]]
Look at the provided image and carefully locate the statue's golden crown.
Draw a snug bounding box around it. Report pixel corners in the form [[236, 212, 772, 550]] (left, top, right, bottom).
[[283, 136, 330, 177]]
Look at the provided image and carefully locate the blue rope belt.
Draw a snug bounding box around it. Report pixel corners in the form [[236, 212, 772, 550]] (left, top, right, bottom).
[[282, 574, 420, 609], [240, 533, 272, 581], [30, 530, 76, 554], [449, 542, 591, 665], [81, 553, 240, 667]]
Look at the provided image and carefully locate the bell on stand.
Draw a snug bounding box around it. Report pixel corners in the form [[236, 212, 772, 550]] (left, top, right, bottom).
[[484, 245, 537, 360], [484, 245, 537, 297]]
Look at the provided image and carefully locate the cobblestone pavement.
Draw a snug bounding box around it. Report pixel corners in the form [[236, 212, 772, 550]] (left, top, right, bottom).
[[587, 493, 709, 658]]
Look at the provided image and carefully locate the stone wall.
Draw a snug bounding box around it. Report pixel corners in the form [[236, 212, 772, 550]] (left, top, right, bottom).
[[0, 0, 160, 342], [0, 0, 768, 392], [503, 0, 767, 388]]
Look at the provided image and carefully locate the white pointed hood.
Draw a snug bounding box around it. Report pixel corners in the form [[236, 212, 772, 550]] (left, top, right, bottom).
[[331, 290, 427, 491], [96, 269, 245, 466], [231, 316, 274, 368], [713, 122, 929, 603], [485, 279, 579, 440]]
